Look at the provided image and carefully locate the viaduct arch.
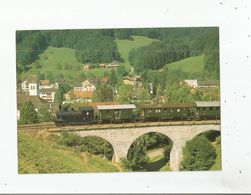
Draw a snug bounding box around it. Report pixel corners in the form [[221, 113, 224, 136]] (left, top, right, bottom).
[[75, 124, 220, 171]]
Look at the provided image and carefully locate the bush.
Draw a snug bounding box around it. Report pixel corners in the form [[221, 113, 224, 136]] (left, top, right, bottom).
[[60, 131, 81, 147], [215, 136, 221, 145], [181, 136, 216, 171], [58, 132, 114, 160]]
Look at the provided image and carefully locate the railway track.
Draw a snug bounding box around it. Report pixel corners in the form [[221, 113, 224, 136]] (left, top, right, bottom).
[[17, 120, 220, 132], [17, 122, 56, 131]]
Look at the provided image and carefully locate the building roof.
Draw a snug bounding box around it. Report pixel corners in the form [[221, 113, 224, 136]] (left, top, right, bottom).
[[40, 80, 50, 85], [97, 104, 136, 110], [82, 80, 92, 86], [194, 101, 220, 107], [99, 64, 106, 67], [73, 91, 94, 98], [100, 76, 109, 83], [74, 82, 83, 87]]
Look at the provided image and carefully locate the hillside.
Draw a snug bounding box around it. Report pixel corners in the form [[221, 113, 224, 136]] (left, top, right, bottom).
[[18, 131, 119, 174], [19, 46, 113, 81], [164, 55, 205, 73], [115, 35, 158, 69]]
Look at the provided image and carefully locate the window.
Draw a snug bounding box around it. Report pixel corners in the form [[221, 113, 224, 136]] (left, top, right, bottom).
[[155, 109, 161, 113]]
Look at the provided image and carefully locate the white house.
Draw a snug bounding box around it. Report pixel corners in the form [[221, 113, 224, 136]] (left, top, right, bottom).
[[21, 78, 58, 102], [28, 82, 39, 96], [21, 81, 29, 92], [39, 88, 56, 102]]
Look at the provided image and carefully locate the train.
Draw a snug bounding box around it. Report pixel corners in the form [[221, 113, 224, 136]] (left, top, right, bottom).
[[54, 101, 220, 126]]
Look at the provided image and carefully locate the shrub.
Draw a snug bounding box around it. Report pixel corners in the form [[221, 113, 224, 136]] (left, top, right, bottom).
[[215, 136, 221, 145], [181, 136, 216, 171]]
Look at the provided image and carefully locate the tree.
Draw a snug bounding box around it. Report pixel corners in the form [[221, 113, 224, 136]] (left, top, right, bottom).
[[19, 101, 38, 124], [109, 69, 118, 87], [115, 84, 133, 103], [46, 71, 54, 82], [135, 87, 151, 103], [54, 84, 65, 104], [93, 84, 113, 102], [38, 106, 51, 122], [123, 140, 149, 171], [181, 136, 216, 171], [116, 65, 128, 78]]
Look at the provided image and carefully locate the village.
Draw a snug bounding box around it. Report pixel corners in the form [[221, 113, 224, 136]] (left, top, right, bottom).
[[16, 62, 220, 122]]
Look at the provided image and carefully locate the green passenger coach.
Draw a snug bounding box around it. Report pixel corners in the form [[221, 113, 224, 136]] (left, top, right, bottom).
[[139, 103, 194, 121], [194, 101, 220, 120], [96, 104, 136, 123]]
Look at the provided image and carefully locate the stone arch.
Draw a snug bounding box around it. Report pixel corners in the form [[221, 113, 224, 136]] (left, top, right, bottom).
[[76, 134, 117, 162], [126, 131, 173, 159], [196, 129, 221, 142]]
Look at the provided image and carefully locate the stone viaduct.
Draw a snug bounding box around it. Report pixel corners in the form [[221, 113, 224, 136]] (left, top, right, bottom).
[[74, 124, 220, 171]]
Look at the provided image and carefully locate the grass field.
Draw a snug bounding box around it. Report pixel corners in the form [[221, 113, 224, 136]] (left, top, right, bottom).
[[210, 142, 221, 170], [164, 54, 205, 73], [146, 148, 171, 172], [18, 131, 118, 174], [115, 35, 158, 70], [19, 36, 157, 80], [19, 46, 113, 81]]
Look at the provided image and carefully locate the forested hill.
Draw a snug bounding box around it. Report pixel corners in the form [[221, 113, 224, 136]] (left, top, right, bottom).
[[16, 27, 219, 75]]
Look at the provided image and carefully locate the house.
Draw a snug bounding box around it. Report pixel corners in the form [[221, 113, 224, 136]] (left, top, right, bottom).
[[106, 64, 119, 68], [99, 64, 106, 68], [183, 80, 198, 88], [73, 82, 83, 92], [73, 80, 96, 92], [21, 81, 29, 92], [83, 64, 93, 70], [39, 88, 56, 102], [64, 91, 94, 103], [20, 76, 58, 102], [100, 76, 109, 84], [123, 76, 137, 86], [28, 81, 39, 96]]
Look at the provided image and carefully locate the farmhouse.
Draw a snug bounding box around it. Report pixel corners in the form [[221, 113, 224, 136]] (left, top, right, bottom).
[[64, 91, 94, 103], [73, 80, 96, 92]]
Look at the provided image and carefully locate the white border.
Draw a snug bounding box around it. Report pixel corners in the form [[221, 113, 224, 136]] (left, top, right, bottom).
[[1, 0, 251, 193]]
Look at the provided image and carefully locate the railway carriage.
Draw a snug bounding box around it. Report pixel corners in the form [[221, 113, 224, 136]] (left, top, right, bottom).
[[194, 101, 220, 120], [139, 103, 194, 121], [96, 104, 136, 123]]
